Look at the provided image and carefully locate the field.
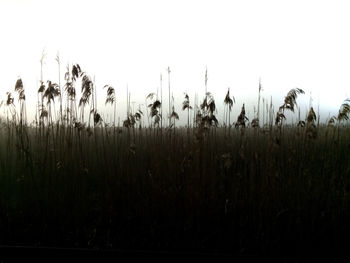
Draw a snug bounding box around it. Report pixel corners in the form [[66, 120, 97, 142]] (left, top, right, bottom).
[[0, 66, 350, 259]]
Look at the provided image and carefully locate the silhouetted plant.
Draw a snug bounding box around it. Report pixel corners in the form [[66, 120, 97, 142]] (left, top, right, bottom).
[[123, 109, 143, 129], [38, 51, 45, 126], [251, 118, 259, 128], [93, 110, 102, 126], [72, 64, 82, 81], [55, 53, 63, 123], [147, 93, 162, 127], [224, 87, 235, 129], [64, 65, 79, 125], [328, 116, 337, 127], [337, 99, 350, 122], [123, 114, 135, 128], [167, 67, 171, 127], [199, 92, 218, 128], [182, 93, 192, 129], [307, 107, 316, 123], [104, 85, 116, 127], [275, 88, 305, 126], [43, 81, 60, 124], [79, 74, 93, 123], [256, 79, 263, 127], [170, 104, 179, 128], [306, 107, 317, 139], [297, 120, 305, 127], [14, 78, 26, 125], [235, 103, 249, 128], [1, 92, 16, 122], [275, 111, 286, 127], [38, 81, 46, 126]]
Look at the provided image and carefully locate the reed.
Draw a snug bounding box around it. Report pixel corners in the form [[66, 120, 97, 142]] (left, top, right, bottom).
[[0, 56, 350, 258]]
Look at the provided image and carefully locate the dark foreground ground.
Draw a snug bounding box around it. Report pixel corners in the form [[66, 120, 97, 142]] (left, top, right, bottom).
[[0, 125, 349, 261]]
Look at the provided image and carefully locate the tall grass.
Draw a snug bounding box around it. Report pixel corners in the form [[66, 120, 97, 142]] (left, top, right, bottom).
[[0, 59, 350, 258]]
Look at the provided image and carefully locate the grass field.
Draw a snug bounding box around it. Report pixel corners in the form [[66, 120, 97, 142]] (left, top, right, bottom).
[[0, 65, 350, 258]]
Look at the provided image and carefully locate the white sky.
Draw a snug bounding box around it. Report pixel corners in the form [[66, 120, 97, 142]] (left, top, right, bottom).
[[1, 0, 350, 125]]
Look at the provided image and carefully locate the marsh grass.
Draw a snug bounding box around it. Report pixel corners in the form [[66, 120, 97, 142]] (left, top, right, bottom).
[[0, 62, 350, 258], [0, 121, 350, 255]]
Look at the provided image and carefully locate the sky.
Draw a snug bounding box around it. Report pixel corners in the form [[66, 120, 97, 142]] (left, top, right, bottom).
[[0, 0, 350, 125]]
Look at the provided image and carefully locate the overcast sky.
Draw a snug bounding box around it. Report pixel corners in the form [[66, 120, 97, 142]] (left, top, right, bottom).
[[1, 0, 350, 125]]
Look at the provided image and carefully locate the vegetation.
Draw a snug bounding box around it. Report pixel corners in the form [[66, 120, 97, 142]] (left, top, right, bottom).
[[0, 59, 350, 259]]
